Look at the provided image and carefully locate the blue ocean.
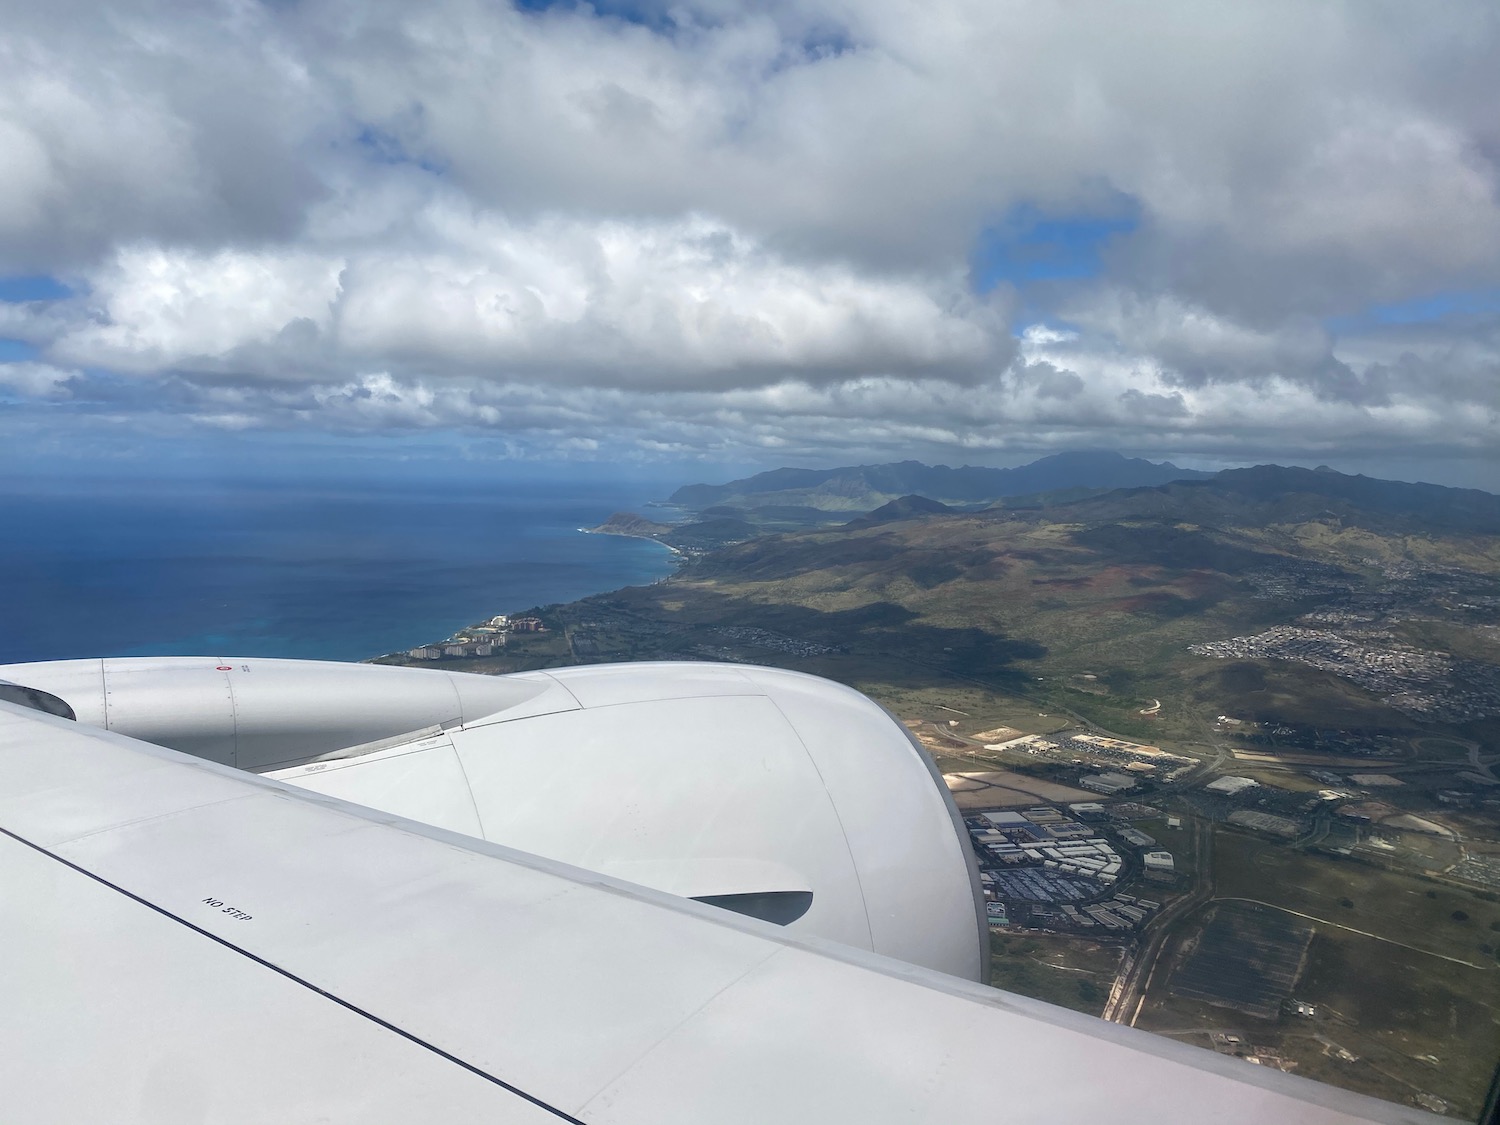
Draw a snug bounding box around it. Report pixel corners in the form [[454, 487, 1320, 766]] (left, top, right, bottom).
[[0, 477, 678, 664]]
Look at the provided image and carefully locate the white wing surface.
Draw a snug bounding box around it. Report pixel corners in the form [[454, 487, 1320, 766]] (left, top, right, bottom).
[[0, 699, 1442, 1124], [2, 658, 989, 978]]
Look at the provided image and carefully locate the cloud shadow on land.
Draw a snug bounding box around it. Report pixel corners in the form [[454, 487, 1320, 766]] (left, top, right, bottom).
[[562, 584, 1049, 692]]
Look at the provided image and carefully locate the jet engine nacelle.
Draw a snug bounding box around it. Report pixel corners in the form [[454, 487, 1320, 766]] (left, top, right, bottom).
[[0, 657, 986, 980], [0, 656, 539, 770]]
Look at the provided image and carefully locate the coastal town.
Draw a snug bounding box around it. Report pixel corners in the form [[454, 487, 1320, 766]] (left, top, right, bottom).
[[405, 614, 548, 661]]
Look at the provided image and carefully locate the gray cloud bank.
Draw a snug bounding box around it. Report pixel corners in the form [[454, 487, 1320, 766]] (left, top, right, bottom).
[[1, 0, 1497, 478]]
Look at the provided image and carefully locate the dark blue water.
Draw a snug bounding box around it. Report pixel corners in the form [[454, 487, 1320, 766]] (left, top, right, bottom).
[[0, 479, 677, 663]]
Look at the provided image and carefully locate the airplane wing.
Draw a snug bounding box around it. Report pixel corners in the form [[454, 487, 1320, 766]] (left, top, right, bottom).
[[0, 697, 1442, 1124]]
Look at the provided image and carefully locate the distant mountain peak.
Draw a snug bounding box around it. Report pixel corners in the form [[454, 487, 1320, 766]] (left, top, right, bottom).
[[668, 451, 1213, 514], [846, 494, 955, 528], [1046, 462, 1500, 536]]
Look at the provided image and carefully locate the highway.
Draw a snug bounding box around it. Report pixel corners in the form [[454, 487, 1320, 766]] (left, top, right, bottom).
[[1103, 815, 1215, 1026]]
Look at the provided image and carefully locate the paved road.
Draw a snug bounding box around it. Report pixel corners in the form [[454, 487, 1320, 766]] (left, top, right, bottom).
[[1468, 743, 1499, 784], [1294, 812, 1333, 851], [1104, 816, 1216, 1026]]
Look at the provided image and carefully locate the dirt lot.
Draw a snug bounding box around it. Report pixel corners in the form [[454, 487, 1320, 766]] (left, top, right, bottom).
[[944, 770, 1093, 809], [1168, 901, 1313, 1018], [989, 932, 1123, 1016]]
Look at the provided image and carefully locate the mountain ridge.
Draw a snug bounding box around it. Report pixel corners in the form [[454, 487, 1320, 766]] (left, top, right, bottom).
[[668, 451, 1213, 515], [846, 495, 956, 528], [1033, 465, 1500, 537]]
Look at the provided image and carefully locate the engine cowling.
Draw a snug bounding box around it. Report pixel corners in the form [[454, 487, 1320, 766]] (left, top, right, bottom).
[[0, 657, 986, 980]]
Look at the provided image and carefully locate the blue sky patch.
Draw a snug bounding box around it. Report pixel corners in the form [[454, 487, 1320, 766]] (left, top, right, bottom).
[[796, 25, 855, 60], [1328, 288, 1500, 333], [514, 0, 683, 34], [0, 276, 71, 302], [353, 124, 447, 176], [0, 339, 39, 362], [971, 205, 1138, 294]]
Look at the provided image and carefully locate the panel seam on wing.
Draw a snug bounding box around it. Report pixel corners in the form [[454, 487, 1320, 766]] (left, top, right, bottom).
[[764, 697, 879, 954], [534, 670, 587, 710], [441, 670, 468, 725], [573, 945, 785, 1118], [449, 743, 488, 840], [37, 791, 264, 851]]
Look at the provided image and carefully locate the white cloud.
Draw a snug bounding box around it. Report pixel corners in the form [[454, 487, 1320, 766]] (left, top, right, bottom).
[[0, 360, 74, 398], [56, 246, 345, 372], [37, 208, 1005, 387], [0, 0, 1497, 478]]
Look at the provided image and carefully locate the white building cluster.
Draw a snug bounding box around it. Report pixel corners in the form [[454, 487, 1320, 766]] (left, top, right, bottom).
[[1081, 771, 1137, 795], [407, 614, 548, 661], [974, 811, 1122, 884], [1206, 775, 1259, 795]]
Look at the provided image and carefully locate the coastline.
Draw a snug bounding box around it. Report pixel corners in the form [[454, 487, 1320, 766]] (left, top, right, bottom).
[[0, 482, 684, 666], [375, 528, 687, 660], [577, 525, 685, 557]]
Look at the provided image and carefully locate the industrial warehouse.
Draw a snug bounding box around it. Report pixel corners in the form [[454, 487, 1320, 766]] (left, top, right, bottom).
[[965, 805, 1175, 932]]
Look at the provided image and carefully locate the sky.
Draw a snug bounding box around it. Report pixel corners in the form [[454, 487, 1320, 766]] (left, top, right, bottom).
[[1, 0, 1498, 489]]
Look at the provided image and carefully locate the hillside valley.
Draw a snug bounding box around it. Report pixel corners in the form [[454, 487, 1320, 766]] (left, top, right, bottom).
[[405, 460, 1500, 759]]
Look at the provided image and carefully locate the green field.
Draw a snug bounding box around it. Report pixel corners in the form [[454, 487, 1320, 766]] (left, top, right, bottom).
[[1138, 913, 1500, 1118], [1137, 828, 1500, 1115], [1213, 828, 1500, 964], [1294, 928, 1500, 1117], [988, 933, 1122, 1017]]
